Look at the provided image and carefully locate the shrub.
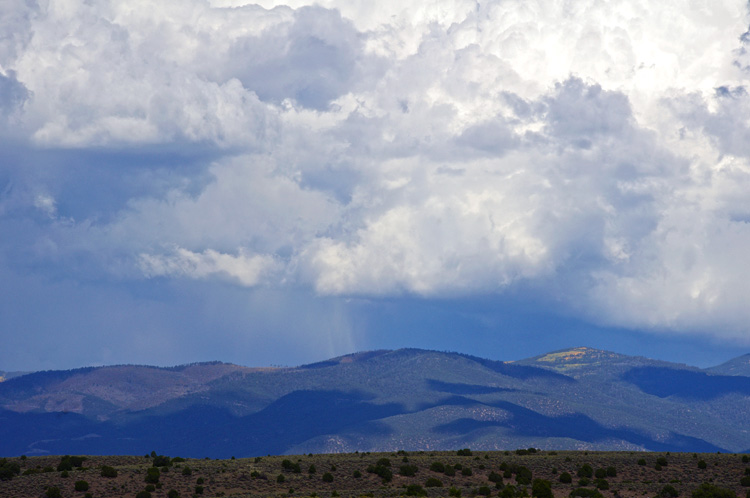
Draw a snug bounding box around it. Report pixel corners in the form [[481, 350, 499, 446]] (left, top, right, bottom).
[[532, 479, 553, 498], [449, 487, 462, 497], [0, 460, 20, 481], [45, 487, 62, 498], [657, 457, 669, 467], [743, 456, 749, 464], [445, 465, 456, 477], [136, 492, 151, 498], [277, 474, 285, 483], [698, 461, 707, 469], [430, 461, 446, 473], [322, 472, 334, 483], [74, 480, 90, 491], [606, 467, 616, 477], [153, 455, 171, 467], [741, 477, 750, 487], [462, 467, 474, 477], [659, 485, 679, 498], [425, 477, 444, 487], [577, 464, 593, 478], [569, 488, 603, 498], [578, 478, 591, 487], [692, 483, 736, 498], [638, 459, 647, 466], [489, 472, 504, 484], [309, 464, 317, 474], [101, 465, 118, 478], [353, 470, 362, 478], [167, 490, 180, 498], [195, 485, 204, 495], [595, 468, 606, 479], [400, 464, 418, 477], [367, 463, 393, 483], [182, 466, 192, 476], [145, 467, 160, 483], [476, 486, 493, 496], [595, 479, 609, 490], [377, 458, 392, 467], [560, 472, 573, 484], [457, 449, 473, 456], [145, 484, 156, 492], [516, 466, 532, 485], [404, 484, 427, 496]]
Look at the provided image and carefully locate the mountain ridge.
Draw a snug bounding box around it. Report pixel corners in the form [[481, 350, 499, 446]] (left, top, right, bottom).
[[1, 347, 749, 457]]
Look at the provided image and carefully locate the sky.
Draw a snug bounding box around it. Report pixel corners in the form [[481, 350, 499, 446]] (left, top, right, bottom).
[[1, 0, 750, 372]]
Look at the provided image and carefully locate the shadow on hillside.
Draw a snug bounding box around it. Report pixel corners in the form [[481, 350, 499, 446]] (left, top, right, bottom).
[[426, 379, 518, 395], [622, 367, 750, 400], [431, 398, 727, 453]]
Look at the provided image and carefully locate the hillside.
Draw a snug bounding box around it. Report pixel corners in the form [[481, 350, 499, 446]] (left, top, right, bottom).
[[2, 450, 750, 498], [1, 348, 750, 457]]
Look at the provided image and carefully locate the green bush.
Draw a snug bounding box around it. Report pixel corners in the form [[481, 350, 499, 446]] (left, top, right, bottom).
[[308, 464, 317, 474], [457, 449, 473, 456], [698, 461, 707, 469], [741, 477, 750, 487], [476, 486, 493, 496], [153, 455, 171, 467], [277, 474, 285, 483], [489, 471, 504, 484], [322, 472, 334, 483], [196, 477, 204, 484], [560, 472, 573, 484], [101, 465, 118, 478], [74, 480, 89, 491], [743, 456, 749, 464], [449, 487, 462, 497], [577, 464, 593, 478], [182, 466, 192, 476], [404, 484, 427, 496], [659, 485, 679, 498], [657, 457, 668, 467], [430, 461, 446, 472], [45, 487, 62, 498], [400, 464, 418, 477], [532, 479, 553, 498], [353, 470, 362, 478], [195, 485, 204, 495], [136, 492, 152, 498], [638, 459, 647, 466], [145, 484, 156, 492], [569, 488, 603, 498], [145, 467, 160, 483], [595, 469, 606, 479], [516, 466, 532, 485], [692, 483, 736, 498], [595, 479, 609, 490], [377, 458, 392, 467], [425, 477, 444, 487], [445, 465, 456, 477], [606, 466, 616, 477], [167, 490, 180, 498], [462, 467, 473, 477]]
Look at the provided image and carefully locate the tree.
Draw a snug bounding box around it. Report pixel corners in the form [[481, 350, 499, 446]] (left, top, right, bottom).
[[100, 465, 118, 478], [532, 479, 553, 498], [560, 472, 573, 484], [692, 483, 736, 498], [322, 472, 334, 483], [145, 467, 160, 484], [577, 464, 593, 478], [425, 477, 444, 487], [74, 480, 89, 491]]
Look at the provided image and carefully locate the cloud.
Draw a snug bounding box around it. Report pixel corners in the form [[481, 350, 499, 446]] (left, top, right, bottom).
[[1, 0, 750, 353]]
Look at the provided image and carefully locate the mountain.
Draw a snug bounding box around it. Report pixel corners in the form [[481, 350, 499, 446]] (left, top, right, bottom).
[[0, 370, 30, 382], [707, 353, 750, 376], [1, 348, 749, 457]]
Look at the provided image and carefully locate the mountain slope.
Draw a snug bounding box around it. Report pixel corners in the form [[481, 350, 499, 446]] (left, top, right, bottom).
[[1, 348, 749, 457], [707, 353, 750, 376]]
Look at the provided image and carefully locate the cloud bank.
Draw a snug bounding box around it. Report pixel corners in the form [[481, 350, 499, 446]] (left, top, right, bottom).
[[2, 0, 750, 358]]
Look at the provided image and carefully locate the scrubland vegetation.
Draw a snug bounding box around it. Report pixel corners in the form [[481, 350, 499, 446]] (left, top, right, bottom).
[[1, 450, 749, 498]]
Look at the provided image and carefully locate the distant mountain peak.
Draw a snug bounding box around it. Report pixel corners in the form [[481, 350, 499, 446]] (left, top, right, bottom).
[[707, 353, 750, 377]]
